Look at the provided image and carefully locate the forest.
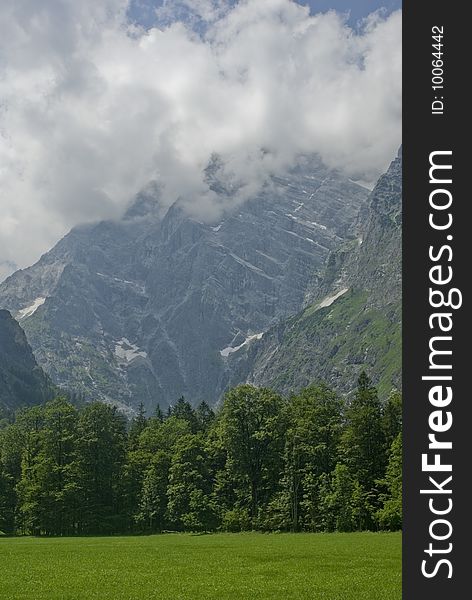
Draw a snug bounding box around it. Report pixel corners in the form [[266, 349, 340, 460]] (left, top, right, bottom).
[[0, 373, 402, 536]]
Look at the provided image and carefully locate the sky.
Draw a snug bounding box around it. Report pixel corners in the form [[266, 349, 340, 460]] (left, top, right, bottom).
[[0, 0, 402, 282], [298, 1, 401, 22], [127, 1, 402, 27]]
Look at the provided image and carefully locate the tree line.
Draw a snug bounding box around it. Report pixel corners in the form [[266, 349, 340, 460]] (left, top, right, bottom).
[[0, 373, 401, 536]]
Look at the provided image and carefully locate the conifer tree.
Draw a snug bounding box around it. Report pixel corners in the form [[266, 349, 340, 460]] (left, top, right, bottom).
[[76, 403, 127, 534], [128, 402, 147, 450], [38, 398, 80, 535], [339, 372, 387, 528], [154, 404, 164, 423], [15, 405, 45, 535], [0, 457, 15, 534], [195, 401, 215, 432], [170, 397, 199, 433], [382, 391, 402, 449], [341, 372, 386, 491], [377, 432, 402, 530]]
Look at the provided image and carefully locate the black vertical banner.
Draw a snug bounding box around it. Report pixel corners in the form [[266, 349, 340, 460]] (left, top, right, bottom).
[[403, 2, 468, 598]]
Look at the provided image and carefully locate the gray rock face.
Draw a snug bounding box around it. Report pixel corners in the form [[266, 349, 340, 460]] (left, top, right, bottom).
[[0, 310, 54, 411], [0, 157, 368, 411], [235, 150, 402, 399]]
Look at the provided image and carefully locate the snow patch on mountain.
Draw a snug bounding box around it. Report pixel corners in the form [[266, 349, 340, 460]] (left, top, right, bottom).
[[220, 332, 264, 358], [115, 338, 147, 363], [317, 288, 349, 309], [17, 297, 46, 320]]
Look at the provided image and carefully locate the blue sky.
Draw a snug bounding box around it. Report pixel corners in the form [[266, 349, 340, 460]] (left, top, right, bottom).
[[128, 1, 402, 28], [303, 1, 401, 22]]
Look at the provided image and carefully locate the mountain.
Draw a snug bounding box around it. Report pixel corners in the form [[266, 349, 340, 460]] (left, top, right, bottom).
[[0, 156, 368, 412], [231, 149, 402, 398], [0, 310, 54, 411]]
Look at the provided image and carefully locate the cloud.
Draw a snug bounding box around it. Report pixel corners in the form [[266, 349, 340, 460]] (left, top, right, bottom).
[[0, 0, 401, 279]]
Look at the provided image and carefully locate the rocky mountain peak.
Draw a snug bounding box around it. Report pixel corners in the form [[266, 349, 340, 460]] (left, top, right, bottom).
[[0, 156, 370, 411]]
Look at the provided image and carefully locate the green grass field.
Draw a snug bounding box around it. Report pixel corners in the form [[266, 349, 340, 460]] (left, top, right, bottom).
[[0, 532, 401, 600]]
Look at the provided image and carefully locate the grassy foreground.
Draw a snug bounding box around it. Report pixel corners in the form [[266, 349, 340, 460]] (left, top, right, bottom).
[[0, 532, 401, 600]]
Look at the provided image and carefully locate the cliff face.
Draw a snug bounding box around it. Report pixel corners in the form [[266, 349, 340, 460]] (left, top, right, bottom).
[[0, 310, 54, 411], [0, 157, 368, 411], [234, 150, 402, 399]]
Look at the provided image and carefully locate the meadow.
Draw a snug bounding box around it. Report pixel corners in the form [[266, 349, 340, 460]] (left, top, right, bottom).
[[0, 532, 401, 600]]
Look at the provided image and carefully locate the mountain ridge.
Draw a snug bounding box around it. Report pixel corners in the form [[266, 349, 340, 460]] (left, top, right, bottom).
[[0, 156, 369, 411], [229, 150, 402, 398]]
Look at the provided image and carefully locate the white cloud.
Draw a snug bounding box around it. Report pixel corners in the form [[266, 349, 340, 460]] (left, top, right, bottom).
[[0, 0, 401, 278]]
